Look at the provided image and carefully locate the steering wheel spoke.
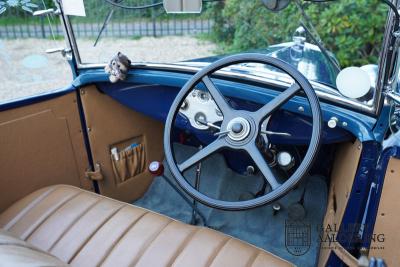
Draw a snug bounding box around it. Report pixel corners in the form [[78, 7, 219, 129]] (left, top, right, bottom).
[[178, 138, 225, 172], [202, 76, 231, 116], [254, 83, 301, 122], [245, 143, 281, 190]]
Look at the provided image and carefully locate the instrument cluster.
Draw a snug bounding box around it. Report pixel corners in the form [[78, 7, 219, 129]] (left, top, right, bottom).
[[179, 89, 223, 130]]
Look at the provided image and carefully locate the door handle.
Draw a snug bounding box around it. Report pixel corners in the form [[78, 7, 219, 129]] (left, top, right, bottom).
[[45, 47, 72, 57]]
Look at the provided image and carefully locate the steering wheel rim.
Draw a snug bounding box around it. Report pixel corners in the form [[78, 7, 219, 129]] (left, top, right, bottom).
[[164, 53, 322, 211]]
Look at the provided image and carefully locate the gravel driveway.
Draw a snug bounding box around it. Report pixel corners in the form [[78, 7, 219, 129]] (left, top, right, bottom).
[[0, 36, 216, 103]]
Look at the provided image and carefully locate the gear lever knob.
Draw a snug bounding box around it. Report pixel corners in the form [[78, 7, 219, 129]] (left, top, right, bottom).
[[149, 161, 164, 176]]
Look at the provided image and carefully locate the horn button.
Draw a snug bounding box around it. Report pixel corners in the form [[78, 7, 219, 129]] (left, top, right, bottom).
[[227, 117, 251, 141]]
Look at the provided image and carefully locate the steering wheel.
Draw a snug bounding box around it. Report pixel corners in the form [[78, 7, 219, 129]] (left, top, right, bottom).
[[164, 54, 322, 211]]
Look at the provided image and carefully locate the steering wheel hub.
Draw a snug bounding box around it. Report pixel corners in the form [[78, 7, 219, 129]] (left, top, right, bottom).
[[226, 117, 251, 141]]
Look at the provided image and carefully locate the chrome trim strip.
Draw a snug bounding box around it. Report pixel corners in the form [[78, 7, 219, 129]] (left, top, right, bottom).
[[61, 8, 82, 64], [374, 0, 398, 116]]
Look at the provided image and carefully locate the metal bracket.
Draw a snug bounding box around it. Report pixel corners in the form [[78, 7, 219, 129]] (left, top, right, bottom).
[[384, 90, 400, 104], [46, 47, 72, 57]]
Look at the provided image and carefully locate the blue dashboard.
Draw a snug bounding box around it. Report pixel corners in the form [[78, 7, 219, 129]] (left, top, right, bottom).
[[73, 68, 379, 144], [97, 82, 354, 145]]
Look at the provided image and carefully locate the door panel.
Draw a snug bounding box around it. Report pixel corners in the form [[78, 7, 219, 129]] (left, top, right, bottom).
[[80, 85, 164, 203], [318, 140, 362, 266], [0, 92, 91, 213], [369, 157, 400, 266]]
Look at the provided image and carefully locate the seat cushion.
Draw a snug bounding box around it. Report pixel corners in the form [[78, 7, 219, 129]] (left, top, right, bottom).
[[0, 229, 68, 267], [0, 185, 292, 267]]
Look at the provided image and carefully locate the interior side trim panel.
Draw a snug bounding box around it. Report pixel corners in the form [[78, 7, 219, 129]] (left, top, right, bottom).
[[79, 85, 164, 203], [0, 92, 91, 212], [318, 140, 362, 266]]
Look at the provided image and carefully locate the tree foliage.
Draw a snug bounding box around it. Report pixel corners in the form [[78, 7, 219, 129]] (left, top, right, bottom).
[[207, 0, 388, 67]]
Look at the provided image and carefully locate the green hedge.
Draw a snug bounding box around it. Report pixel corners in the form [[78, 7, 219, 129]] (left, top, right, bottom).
[[207, 0, 388, 67]]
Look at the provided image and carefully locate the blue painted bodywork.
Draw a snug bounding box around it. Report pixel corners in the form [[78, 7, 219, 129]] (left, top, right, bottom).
[[363, 146, 400, 247], [373, 104, 391, 142], [335, 142, 380, 251]]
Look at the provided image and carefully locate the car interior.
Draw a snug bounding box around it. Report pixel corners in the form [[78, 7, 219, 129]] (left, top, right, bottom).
[[0, 0, 399, 267], [0, 61, 371, 267]]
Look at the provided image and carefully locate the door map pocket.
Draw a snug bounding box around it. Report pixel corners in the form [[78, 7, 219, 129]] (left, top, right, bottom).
[[110, 138, 146, 184]]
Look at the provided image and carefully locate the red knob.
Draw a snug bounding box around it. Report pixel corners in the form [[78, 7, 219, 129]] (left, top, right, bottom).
[[149, 161, 164, 176]]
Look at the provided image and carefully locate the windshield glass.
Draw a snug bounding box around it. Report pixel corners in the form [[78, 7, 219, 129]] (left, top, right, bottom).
[[70, 0, 388, 97]]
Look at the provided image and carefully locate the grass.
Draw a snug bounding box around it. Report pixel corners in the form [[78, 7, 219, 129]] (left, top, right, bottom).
[[196, 32, 212, 42], [47, 35, 64, 40], [131, 35, 142, 40]]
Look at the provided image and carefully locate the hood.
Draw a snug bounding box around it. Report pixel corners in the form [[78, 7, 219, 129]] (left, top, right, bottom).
[[185, 42, 340, 88]]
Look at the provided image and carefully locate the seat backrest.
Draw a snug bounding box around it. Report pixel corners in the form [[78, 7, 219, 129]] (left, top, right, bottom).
[[0, 229, 68, 267]]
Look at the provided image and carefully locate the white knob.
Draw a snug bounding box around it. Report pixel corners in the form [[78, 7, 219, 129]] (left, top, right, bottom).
[[328, 117, 339, 129], [277, 151, 294, 169]]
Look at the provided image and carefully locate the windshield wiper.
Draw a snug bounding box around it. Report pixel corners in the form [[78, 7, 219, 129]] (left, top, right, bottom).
[[94, 0, 126, 47], [95, 0, 166, 46], [294, 0, 341, 73], [94, 8, 115, 47]]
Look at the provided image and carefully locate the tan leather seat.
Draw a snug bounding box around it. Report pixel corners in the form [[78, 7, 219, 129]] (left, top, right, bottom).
[[0, 185, 292, 267]]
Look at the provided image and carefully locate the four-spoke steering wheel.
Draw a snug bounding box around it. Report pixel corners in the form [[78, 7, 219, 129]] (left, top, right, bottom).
[[164, 54, 322, 210]]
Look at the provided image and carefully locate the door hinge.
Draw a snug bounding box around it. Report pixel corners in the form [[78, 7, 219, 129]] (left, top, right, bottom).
[[85, 163, 103, 181]]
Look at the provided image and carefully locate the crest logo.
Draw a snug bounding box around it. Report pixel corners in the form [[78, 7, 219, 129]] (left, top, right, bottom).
[[285, 220, 311, 256]]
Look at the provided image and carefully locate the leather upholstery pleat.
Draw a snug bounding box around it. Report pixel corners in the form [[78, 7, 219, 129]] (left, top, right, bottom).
[[0, 185, 292, 267]]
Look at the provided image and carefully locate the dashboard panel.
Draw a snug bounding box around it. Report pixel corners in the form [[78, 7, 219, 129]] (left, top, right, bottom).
[[97, 81, 355, 145], [76, 68, 377, 143]]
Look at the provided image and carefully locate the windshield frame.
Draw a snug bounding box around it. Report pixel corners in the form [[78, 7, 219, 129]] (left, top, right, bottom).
[[58, 0, 396, 116]]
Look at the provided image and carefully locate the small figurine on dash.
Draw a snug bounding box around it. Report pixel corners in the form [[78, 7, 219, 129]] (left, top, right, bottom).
[[104, 52, 131, 83]]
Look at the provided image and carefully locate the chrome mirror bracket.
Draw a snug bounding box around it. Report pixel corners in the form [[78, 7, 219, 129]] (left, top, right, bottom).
[[385, 90, 400, 104]]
